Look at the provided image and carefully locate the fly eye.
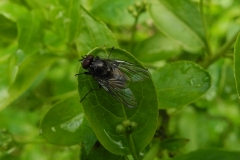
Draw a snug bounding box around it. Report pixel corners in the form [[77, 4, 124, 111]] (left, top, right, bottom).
[[82, 55, 94, 69], [82, 59, 91, 69], [86, 55, 94, 61]]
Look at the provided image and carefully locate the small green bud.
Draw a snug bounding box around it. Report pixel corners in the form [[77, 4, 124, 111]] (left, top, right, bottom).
[[132, 11, 138, 17], [135, 1, 142, 8], [142, 0, 148, 5], [116, 124, 125, 134], [128, 6, 134, 13], [122, 120, 131, 127], [131, 121, 138, 129]]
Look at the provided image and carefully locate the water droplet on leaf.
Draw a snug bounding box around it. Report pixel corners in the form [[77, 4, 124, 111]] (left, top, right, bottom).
[[202, 76, 210, 82], [39, 129, 43, 134], [51, 127, 56, 132]]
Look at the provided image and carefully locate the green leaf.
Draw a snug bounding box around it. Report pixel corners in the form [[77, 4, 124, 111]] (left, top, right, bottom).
[[0, 52, 58, 111], [152, 61, 211, 108], [0, 1, 28, 21], [90, 0, 135, 26], [40, 93, 97, 146], [17, 10, 44, 55], [58, 0, 81, 42], [81, 142, 125, 160], [0, 14, 17, 46], [234, 33, 240, 98], [173, 149, 240, 160], [77, 47, 158, 155], [133, 34, 181, 62], [76, 6, 118, 56], [160, 138, 189, 151], [149, 0, 206, 53]]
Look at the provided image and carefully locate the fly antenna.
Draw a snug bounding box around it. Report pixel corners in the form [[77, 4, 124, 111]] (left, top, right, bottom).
[[107, 47, 114, 59]]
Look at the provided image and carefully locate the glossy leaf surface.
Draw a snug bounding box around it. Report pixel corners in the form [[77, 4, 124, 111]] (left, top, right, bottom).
[[41, 93, 97, 147], [149, 0, 206, 52], [77, 47, 158, 155], [76, 6, 118, 56], [0, 53, 58, 111], [90, 0, 135, 26], [81, 142, 125, 160], [152, 61, 211, 108], [133, 34, 181, 62]]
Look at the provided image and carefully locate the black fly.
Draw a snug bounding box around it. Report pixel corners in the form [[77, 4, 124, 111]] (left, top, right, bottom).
[[76, 47, 150, 108]]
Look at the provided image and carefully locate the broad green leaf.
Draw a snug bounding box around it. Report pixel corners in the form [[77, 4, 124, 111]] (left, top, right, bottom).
[[17, 10, 44, 55], [76, 6, 118, 56], [234, 33, 240, 98], [58, 0, 81, 42], [41, 93, 97, 146], [90, 0, 135, 26], [81, 142, 125, 160], [77, 47, 158, 155], [0, 52, 58, 111], [45, 0, 81, 49], [0, 1, 28, 21], [0, 15, 17, 46], [160, 138, 189, 151], [149, 0, 206, 53], [152, 61, 211, 108], [133, 34, 181, 62], [173, 149, 240, 160]]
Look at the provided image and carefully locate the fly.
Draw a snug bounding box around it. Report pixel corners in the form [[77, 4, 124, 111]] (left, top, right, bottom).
[[76, 47, 150, 108]]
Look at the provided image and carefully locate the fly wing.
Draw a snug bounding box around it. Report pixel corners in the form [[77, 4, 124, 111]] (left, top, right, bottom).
[[95, 72, 137, 108], [110, 60, 150, 82], [93, 59, 149, 108]]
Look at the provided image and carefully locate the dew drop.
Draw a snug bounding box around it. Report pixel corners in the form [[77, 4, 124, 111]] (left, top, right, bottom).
[[187, 77, 202, 87], [202, 76, 210, 82], [39, 129, 43, 135], [189, 78, 196, 86], [51, 127, 56, 132], [16, 49, 24, 56], [195, 83, 202, 87]]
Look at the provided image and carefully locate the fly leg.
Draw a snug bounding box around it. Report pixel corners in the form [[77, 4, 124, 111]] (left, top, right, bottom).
[[75, 72, 91, 76], [75, 72, 100, 102], [80, 85, 102, 102], [107, 47, 115, 59]]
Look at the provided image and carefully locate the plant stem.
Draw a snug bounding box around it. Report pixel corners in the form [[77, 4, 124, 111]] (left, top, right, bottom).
[[200, 0, 212, 55], [130, 16, 139, 52], [201, 31, 239, 68], [120, 100, 139, 159], [142, 140, 161, 160], [126, 134, 140, 160]]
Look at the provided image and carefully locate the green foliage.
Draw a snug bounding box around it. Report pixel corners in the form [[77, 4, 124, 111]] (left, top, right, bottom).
[[77, 47, 158, 155], [149, 0, 206, 52], [152, 61, 211, 108], [0, 0, 240, 159], [173, 149, 240, 160]]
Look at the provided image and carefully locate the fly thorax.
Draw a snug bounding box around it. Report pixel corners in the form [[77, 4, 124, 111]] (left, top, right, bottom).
[[91, 60, 108, 76]]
